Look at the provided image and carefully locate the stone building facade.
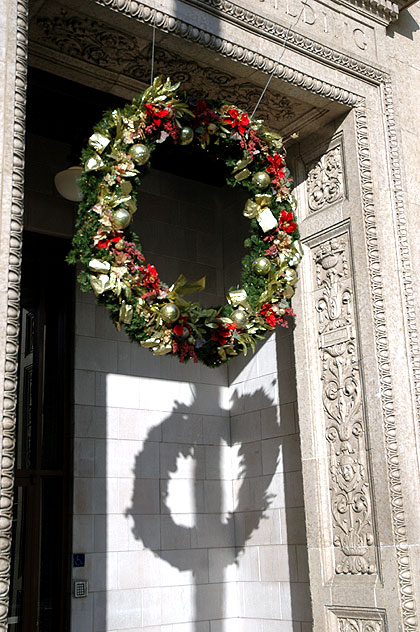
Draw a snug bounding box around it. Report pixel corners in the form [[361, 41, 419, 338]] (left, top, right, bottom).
[[1, 0, 420, 631]]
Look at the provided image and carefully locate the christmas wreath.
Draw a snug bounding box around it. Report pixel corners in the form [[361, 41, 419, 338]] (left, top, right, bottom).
[[68, 77, 303, 367]]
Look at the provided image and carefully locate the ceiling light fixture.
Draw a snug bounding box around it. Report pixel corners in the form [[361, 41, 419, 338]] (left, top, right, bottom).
[[54, 166, 83, 202]]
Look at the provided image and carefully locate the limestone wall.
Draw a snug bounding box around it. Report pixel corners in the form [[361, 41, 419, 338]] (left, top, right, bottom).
[[2, 1, 419, 631], [70, 168, 310, 632]]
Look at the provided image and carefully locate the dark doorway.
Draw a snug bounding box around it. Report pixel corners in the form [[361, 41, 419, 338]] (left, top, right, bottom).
[[8, 232, 73, 632]]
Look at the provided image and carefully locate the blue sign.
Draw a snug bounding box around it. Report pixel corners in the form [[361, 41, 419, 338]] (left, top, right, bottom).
[[73, 553, 85, 568]]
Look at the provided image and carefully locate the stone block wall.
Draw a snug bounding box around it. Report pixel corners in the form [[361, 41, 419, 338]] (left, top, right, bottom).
[[21, 128, 310, 631], [71, 168, 310, 632], [228, 331, 311, 630]]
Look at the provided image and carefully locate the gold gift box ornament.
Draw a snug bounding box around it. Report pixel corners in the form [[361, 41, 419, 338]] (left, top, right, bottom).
[[243, 194, 278, 233]]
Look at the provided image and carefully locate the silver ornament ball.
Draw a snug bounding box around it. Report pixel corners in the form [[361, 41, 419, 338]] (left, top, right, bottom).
[[252, 171, 271, 190], [231, 309, 248, 329], [252, 256, 271, 276], [113, 208, 131, 230], [160, 303, 180, 324], [129, 144, 150, 165], [179, 127, 194, 146]]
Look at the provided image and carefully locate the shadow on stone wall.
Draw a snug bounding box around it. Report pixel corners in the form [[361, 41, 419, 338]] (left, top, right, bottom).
[[387, 7, 419, 40], [126, 388, 278, 627]]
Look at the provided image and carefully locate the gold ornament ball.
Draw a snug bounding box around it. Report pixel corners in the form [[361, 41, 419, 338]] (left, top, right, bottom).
[[283, 285, 295, 299], [252, 171, 271, 190], [129, 144, 150, 165], [179, 127, 194, 146], [207, 123, 217, 135], [160, 303, 180, 324], [113, 208, 131, 230], [252, 256, 271, 276], [231, 309, 248, 329]]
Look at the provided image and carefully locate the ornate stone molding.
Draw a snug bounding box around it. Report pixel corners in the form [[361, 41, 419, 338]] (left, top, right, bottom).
[[314, 232, 377, 575], [306, 144, 345, 213], [382, 79, 420, 439], [328, 605, 388, 632], [341, 0, 406, 23], [18, 0, 420, 629], [175, 0, 387, 83], [338, 619, 384, 632], [32, 9, 295, 128], [96, 0, 361, 107], [0, 2, 28, 629], [197, 0, 405, 26], [355, 102, 417, 630]]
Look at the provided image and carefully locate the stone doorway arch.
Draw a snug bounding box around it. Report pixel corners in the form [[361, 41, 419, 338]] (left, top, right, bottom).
[[1, 1, 419, 631]]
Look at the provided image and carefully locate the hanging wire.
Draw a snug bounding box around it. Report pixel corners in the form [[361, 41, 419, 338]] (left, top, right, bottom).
[[150, 16, 156, 85], [251, 5, 305, 119]]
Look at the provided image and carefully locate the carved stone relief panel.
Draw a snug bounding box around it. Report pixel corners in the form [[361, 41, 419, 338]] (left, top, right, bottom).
[[314, 229, 378, 575], [29, 4, 298, 129], [327, 606, 388, 632], [306, 139, 345, 213], [338, 620, 384, 632]]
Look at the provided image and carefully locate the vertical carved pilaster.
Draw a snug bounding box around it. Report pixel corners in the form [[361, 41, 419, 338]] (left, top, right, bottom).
[[314, 233, 377, 575], [0, 1, 28, 630]]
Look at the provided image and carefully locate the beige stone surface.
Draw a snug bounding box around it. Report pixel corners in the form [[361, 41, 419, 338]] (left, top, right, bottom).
[[1, 0, 420, 630]]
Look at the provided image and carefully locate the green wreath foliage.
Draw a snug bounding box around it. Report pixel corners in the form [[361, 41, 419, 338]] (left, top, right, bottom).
[[68, 77, 303, 367]]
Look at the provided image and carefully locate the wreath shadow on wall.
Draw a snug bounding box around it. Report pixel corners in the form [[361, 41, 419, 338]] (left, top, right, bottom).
[[126, 386, 280, 624]]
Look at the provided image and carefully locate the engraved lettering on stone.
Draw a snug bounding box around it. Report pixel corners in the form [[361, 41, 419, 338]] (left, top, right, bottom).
[[353, 28, 368, 51], [338, 618, 384, 632], [306, 146, 344, 212], [302, 0, 316, 25], [314, 236, 377, 575], [286, 0, 315, 22], [269, 0, 376, 51]]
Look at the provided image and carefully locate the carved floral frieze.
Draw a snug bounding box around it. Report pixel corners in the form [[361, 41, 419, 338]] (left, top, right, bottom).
[[31, 8, 294, 127], [328, 606, 387, 632], [338, 619, 384, 632], [314, 234, 377, 575], [306, 145, 344, 213]]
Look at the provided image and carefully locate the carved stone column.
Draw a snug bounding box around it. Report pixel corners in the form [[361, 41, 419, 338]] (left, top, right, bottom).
[[0, 2, 27, 629], [293, 105, 419, 631]]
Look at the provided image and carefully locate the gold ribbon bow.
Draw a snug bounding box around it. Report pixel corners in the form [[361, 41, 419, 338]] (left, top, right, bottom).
[[99, 190, 136, 214], [141, 337, 172, 355], [89, 274, 112, 296], [243, 194, 272, 219], [167, 274, 206, 299], [88, 132, 111, 154], [288, 240, 304, 266], [119, 301, 134, 325], [89, 259, 111, 274], [85, 154, 105, 172], [227, 288, 250, 311], [232, 157, 253, 182]]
